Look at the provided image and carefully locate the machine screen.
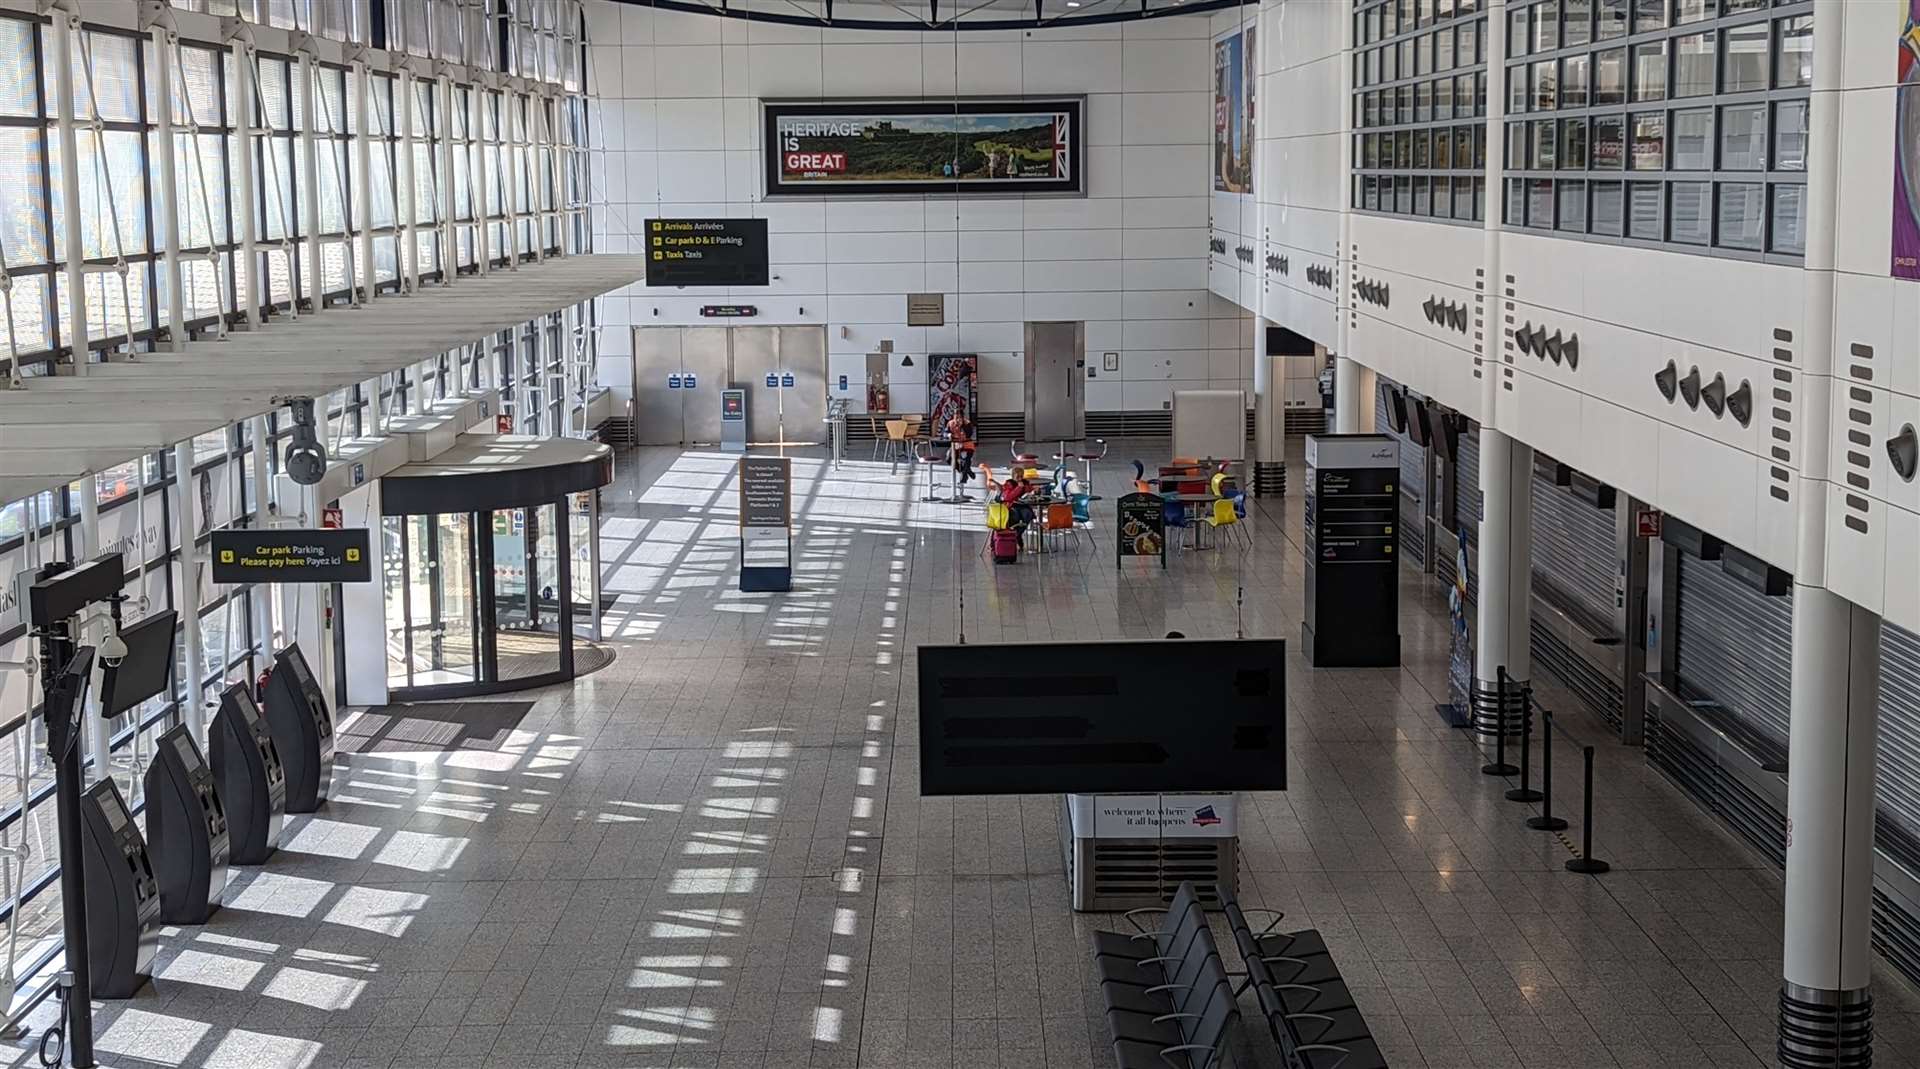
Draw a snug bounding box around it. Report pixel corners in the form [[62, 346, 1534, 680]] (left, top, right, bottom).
[[172, 734, 201, 770], [98, 792, 127, 833]]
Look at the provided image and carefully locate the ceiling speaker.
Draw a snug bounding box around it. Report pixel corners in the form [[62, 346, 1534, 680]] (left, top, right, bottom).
[[1679, 366, 1702, 410], [1702, 372, 1727, 418], [1726, 379, 1753, 427], [1892, 423, 1919, 482], [1654, 360, 1678, 402]]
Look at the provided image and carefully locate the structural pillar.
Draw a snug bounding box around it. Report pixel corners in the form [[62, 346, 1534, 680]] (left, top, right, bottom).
[[1778, 3, 1875, 1062], [1470, 429, 1531, 737], [1779, 587, 1879, 1069], [1332, 357, 1375, 434], [1251, 315, 1283, 496]]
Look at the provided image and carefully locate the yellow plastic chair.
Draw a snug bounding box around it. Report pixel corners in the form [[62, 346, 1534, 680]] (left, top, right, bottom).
[[1206, 496, 1244, 547]]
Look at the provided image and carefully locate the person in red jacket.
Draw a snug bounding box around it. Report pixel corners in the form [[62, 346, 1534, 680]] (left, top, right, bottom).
[[1000, 468, 1033, 531]]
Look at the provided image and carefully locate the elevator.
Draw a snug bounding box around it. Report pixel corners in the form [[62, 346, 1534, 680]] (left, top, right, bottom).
[[631, 326, 829, 446]]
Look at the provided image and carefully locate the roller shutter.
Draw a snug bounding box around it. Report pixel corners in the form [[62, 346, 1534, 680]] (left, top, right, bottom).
[[1879, 624, 1920, 865], [1529, 465, 1618, 637], [1672, 554, 1793, 755]]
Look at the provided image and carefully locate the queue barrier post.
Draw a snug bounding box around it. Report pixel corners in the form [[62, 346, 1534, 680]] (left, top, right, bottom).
[[1565, 744, 1611, 875], [1525, 708, 1569, 832], [1482, 665, 1518, 777], [1506, 684, 1543, 803]]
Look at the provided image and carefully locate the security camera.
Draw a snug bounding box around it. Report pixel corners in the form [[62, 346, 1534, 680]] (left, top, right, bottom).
[[283, 397, 328, 486], [99, 629, 128, 668]]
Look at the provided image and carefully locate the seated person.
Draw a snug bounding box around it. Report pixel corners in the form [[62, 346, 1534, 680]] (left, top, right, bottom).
[[946, 413, 976, 483], [1000, 470, 1035, 530]]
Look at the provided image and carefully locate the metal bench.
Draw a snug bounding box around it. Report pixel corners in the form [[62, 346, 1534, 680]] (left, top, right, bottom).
[[1221, 888, 1386, 1069], [1094, 880, 1240, 1068]]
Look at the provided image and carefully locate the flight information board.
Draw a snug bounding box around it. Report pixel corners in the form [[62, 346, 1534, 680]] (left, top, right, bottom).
[[645, 219, 770, 287]]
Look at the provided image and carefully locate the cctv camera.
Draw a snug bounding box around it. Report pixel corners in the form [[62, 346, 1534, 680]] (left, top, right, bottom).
[[283, 397, 328, 486], [99, 629, 128, 668]]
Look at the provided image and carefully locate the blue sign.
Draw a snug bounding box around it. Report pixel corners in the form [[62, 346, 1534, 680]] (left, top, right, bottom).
[[765, 373, 778, 388], [683, 373, 696, 388], [668, 374, 682, 389], [838, 374, 849, 391], [782, 372, 795, 388]]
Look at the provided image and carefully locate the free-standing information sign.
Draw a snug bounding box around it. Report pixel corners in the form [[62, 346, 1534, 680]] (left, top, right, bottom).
[[645, 219, 770, 287], [1115, 492, 1166, 570], [210, 528, 371, 584], [738, 456, 792, 592], [1301, 434, 1400, 667]]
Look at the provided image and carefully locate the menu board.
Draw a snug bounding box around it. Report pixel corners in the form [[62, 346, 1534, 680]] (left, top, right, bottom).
[[1115, 492, 1166, 570]]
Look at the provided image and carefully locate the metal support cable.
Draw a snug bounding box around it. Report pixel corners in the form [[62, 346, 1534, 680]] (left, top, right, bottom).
[[75, 30, 138, 358], [172, 41, 234, 340]]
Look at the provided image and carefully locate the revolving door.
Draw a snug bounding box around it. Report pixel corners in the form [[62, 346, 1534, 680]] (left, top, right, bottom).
[[380, 435, 613, 701]]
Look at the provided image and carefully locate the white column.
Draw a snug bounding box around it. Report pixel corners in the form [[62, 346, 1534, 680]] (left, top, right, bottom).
[[297, 40, 323, 311], [1251, 315, 1274, 461], [77, 478, 110, 782], [147, 15, 186, 351], [174, 441, 208, 745], [398, 64, 420, 291], [1777, 2, 1877, 1061], [353, 51, 375, 304], [1471, 430, 1532, 735], [1333, 357, 1362, 433], [249, 416, 275, 664], [50, 6, 88, 375], [439, 70, 458, 281], [229, 29, 259, 327], [475, 84, 492, 270]]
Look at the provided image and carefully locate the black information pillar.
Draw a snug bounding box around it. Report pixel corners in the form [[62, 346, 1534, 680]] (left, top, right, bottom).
[[144, 725, 231, 924], [263, 643, 335, 813], [211, 683, 286, 865], [1302, 433, 1402, 667]]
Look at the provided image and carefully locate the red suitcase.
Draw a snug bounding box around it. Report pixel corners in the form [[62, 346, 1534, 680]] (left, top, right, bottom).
[[991, 529, 1020, 564]]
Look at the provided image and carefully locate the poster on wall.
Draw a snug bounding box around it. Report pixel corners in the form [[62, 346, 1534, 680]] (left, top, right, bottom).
[[1213, 27, 1255, 194], [1895, 4, 1920, 279], [763, 99, 1084, 197], [928, 354, 977, 435]]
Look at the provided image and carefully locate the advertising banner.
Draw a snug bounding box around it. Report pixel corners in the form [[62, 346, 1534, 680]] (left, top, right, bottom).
[[764, 99, 1084, 197], [927, 353, 977, 434], [1213, 28, 1255, 194], [1896, 3, 1920, 279], [1116, 492, 1167, 570]]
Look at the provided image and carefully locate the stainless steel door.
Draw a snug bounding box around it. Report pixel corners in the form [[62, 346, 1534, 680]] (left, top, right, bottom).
[[631, 327, 683, 445], [681, 327, 730, 445], [778, 326, 828, 446], [1025, 321, 1086, 441], [731, 327, 782, 444]]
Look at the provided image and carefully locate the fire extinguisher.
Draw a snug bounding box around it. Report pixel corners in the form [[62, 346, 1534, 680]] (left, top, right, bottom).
[[256, 667, 272, 706]]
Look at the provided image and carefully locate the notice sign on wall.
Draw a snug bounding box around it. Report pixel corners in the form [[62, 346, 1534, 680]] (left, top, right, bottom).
[[211, 528, 372, 584], [645, 219, 770, 287], [739, 456, 792, 533]]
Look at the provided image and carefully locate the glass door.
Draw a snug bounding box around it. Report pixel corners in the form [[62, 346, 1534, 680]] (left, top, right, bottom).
[[488, 502, 572, 685], [384, 512, 480, 690]]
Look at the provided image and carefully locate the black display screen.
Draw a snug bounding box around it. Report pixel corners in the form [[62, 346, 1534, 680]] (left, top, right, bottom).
[[99, 610, 178, 719], [916, 639, 1286, 796]]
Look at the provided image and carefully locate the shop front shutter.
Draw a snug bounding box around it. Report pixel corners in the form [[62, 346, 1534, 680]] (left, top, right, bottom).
[[1455, 425, 1481, 606], [1877, 625, 1920, 866], [1673, 553, 1794, 754], [1529, 464, 1619, 636]]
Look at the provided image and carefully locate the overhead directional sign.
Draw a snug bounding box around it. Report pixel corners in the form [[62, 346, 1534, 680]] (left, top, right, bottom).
[[646, 219, 770, 287], [211, 528, 372, 584]]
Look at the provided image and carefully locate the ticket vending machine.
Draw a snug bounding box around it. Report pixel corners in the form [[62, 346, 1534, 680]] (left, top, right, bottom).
[[720, 388, 747, 452], [79, 779, 159, 998], [144, 725, 231, 924], [263, 643, 334, 812], [211, 683, 286, 865]]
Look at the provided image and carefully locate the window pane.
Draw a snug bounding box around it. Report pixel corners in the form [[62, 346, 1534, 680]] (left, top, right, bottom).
[[1436, 128, 1454, 168], [1593, 180, 1626, 233], [1674, 0, 1711, 23], [1475, 71, 1488, 115], [1530, 178, 1556, 225], [1533, 59, 1558, 110], [1458, 176, 1479, 218], [1633, 0, 1665, 32], [1461, 20, 1480, 64], [1465, 124, 1482, 167], [1718, 182, 1764, 249], [1776, 16, 1812, 89], [1438, 26, 1455, 71], [1671, 181, 1711, 243], [1774, 100, 1808, 171], [1417, 80, 1433, 121], [1633, 42, 1667, 101], [1721, 22, 1768, 93], [1563, 54, 1590, 108], [1558, 180, 1589, 230], [1510, 7, 1531, 56], [1631, 112, 1666, 168], [1415, 175, 1433, 215], [1630, 182, 1663, 238], [1675, 33, 1715, 97], [1564, 0, 1593, 46], [1508, 122, 1530, 168], [1771, 184, 1806, 254], [1720, 103, 1766, 170], [1562, 118, 1590, 168], [1414, 128, 1431, 167], [1417, 32, 1434, 75], [1598, 0, 1629, 39], [1593, 114, 1627, 168], [1595, 48, 1627, 105], [1533, 118, 1559, 167], [1673, 108, 1713, 169], [1512, 65, 1532, 113], [1437, 75, 1456, 119], [1535, 0, 1560, 50], [1507, 177, 1528, 224], [1397, 175, 1413, 212], [1722, 0, 1765, 12]]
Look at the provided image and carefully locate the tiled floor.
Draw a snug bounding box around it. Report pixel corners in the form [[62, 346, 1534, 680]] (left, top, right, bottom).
[[14, 441, 1920, 1068]]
